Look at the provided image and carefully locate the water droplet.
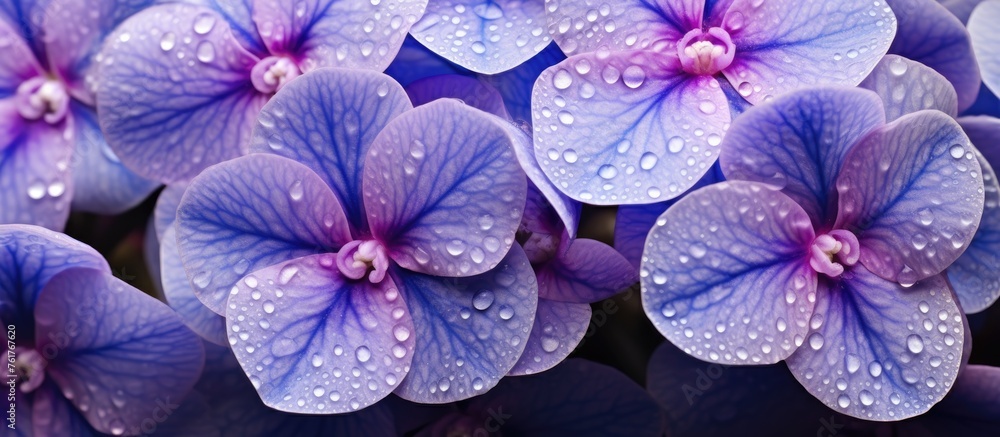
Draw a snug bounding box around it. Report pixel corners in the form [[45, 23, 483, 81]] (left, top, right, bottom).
[[27, 182, 45, 199], [473, 290, 495, 310], [279, 265, 299, 285], [950, 144, 966, 159], [906, 334, 924, 353], [355, 346, 371, 362], [541, 337, 559, 352], [837, 394, 851, 408], [498, 305, 514, 320], [393, 325, 410, 342], [859, 390, 874, 406], [472, 377, 484, 390], [640, 152, 658, 170], [193, 13, 216, 35], [668, 136, 685, 153], [553, 69, 573, 90], [598, 164, 618, 179], [263, 301, 275, 314], [558, 111, 574, 125], [622, 65, 645, 88], [808, 332, 824, 350], [889, 57, 908, 75], [563, 149, 578, 163], [446, 240, 467, 256], [160, 32, 176, 51], [471, 41, 486, 54], [846, 354, 861, 374], [689, 243, 707, 258], [868, 361, 882, 377]]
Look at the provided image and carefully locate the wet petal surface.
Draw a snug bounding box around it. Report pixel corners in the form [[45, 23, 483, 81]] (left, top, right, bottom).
[[227, 254, 414, 414], [37, 268, 205, 435], [364, 99, 526, 277], [723, 0, 896, 105], [642, 181, 817, 365], [533, 50, 729, 205], [720, 87, 885, 229], [96, 4, 266, 183], [161, 225, 228, 345], [250, 68, 412, 235], [886, 0, 980, 111], [859, 55, 958, 122], [252, 0, 426, 71], [835, 111, 984, 284], [545, 0, 701, 56], [410, 0, 549, 74], [176, 154, 352, 314], [786, 268, 964, 421], [392, 245, 537, 403]]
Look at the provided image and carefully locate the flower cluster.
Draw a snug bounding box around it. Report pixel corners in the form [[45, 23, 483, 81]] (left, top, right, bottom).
[[2, 0, 1000, 434]]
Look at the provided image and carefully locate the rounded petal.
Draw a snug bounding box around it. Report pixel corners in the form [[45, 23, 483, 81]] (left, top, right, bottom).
[[886, 0, 980, 111], [614, 165, 723, 269], [1, 102, 74, 230], [835, 111, 985, 284], [161, 225, 228, 345], [970, 1, 1000, 100], [0, 17, 42, 97], [96, 3, 267, 183], [252, 0, 426, 71], [511, 119, 580, 237], [467, 359, 663, 436], [723, 0, 896, 105], [720, 87, 886, 229], [508, 298, 590, 376], [68, 103, 160, 214], [537, 238, 636, 303], [0, 224, 108, 343], [406, 75, 510, 119], [37, 268, 205, 435], [410, 0, 549, 74], [786, 268, 964, 421], [392, 244, 538, 403], [642, 181, 817, 365], [176, 154, 352, 314], [545, 0, 701, 56], [533, 50, 730, 205], [364, 99, 526, 277], [249, 68, 412, 235], [226, 254, 415, 414], [859, 55, 959, 121]]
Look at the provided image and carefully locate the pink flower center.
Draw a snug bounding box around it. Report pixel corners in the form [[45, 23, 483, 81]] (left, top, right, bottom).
[[251, 56, 301, 94], [336, 240, 390, 283], [16, 76, 69, 124], [13, 349, 46, 394], [808, 230, 861, 278], [676, 27, 735, 76]]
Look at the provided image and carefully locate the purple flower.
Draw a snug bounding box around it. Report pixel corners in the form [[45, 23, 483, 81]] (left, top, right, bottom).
[[408, 0, 552, 74], [0, 224, 204, 436], [95, 0, 428, 184], [970, 1, 1000, 100], [174, 68, 535, 413], [859, 54, 1000, 312], [0, 1, 160, 230], [642, 87, 984, 419], [531, 0, 896, 205], [405, 73, 637, 374]]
